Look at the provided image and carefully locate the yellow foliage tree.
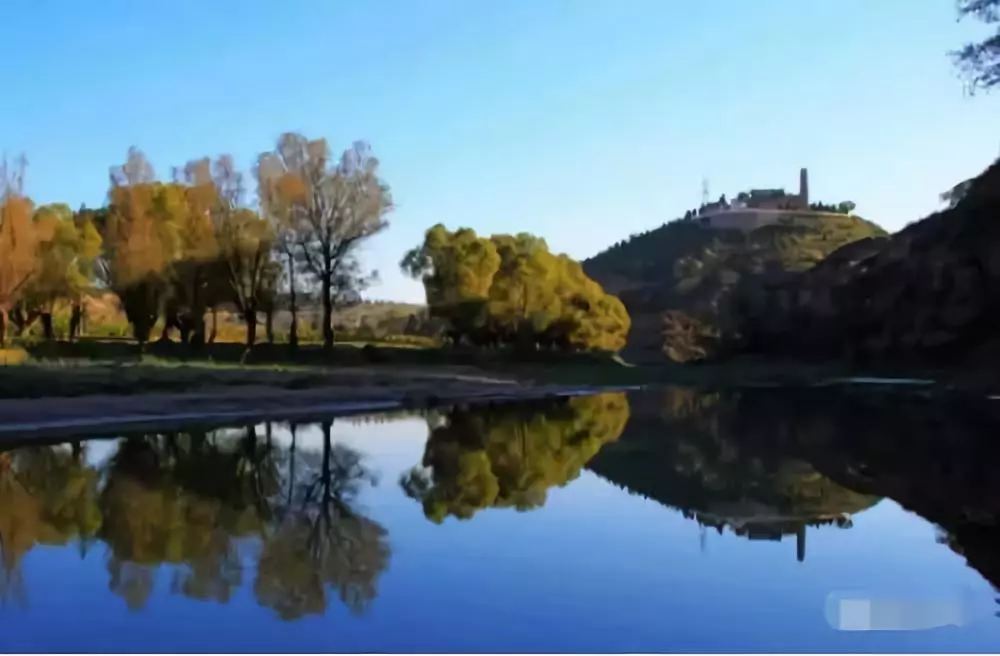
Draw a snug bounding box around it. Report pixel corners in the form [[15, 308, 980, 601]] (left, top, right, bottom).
[[0, 157, 42, 346], [402, 224, 630, 351], [17, 204, 102, 340]]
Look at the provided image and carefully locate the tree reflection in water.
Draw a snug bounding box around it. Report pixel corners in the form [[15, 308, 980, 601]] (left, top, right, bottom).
[[0, 419, 389, 620], [401, 392, 630, 522], [3, 387, 1000, 621], [256, 420, 389, 620]]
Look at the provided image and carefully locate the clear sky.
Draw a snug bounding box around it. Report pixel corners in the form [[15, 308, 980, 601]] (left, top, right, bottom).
[[3, 0, 997, 303]]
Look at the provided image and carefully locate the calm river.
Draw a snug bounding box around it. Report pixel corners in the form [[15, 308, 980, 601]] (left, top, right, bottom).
[[1, 387, 998, 652]]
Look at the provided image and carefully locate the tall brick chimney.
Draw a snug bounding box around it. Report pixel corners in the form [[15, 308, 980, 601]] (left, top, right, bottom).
[[799, 167, 809, 206]]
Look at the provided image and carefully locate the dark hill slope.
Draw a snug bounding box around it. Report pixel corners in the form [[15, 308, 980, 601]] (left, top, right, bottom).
[[584, 213, 886, 362], [732, 158, 1000, 367]]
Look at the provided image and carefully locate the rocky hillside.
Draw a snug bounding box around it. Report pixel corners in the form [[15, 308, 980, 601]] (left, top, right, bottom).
[[731, 158, 1000, 367], [584, 213, 886, 362]]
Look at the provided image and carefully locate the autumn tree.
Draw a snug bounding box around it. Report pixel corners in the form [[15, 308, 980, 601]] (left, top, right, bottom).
[[401, 224, 500, 343], [99, 149, 182, 346], [190, 155, 279, 349], [16, 204, 102, 340], [402, 224, 630, 351], [954, 0, 1000, 91], [258, 134, 392, 353], [161, 158, 222, 347], [256, 153, 306, 349], [216, 206, 276, 348], [0, 157, 42, 347]]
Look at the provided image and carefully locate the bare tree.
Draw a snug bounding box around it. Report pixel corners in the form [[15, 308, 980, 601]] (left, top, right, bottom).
[[210, 156, 275, 349], [259, 134, 392, 353], [256, 153, 304, 349]]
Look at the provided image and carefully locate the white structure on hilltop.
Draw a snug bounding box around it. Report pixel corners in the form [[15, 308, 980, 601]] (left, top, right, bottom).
[[698, 168, 820, 231]]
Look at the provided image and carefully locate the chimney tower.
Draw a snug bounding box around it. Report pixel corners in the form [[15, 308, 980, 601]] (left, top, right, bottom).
[[799, 167, 809, 206]]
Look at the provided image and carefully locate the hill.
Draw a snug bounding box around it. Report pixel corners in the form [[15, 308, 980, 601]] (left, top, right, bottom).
[[587, 389, 878, 552], [584, 212, 886, 362], [729, 157, 1000, 369]]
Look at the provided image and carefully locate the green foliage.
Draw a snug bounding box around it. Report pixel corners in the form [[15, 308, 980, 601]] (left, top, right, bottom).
[[401, 393, 630, 522], [402, 224, 630, 352]]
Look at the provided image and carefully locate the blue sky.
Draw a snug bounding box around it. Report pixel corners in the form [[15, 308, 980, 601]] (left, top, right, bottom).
[[3, 0, 997, 303]]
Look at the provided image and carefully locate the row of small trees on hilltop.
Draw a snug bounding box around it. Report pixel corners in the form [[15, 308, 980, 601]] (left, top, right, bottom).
[[0, 133, 392, 349], [401, 224, 630, 352]]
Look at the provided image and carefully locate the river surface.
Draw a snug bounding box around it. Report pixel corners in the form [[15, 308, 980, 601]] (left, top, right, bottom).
[[1, 387, 999, 652]]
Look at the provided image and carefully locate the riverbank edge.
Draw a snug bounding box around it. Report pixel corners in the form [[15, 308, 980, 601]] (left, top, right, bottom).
[[0, 382, 643, 445]]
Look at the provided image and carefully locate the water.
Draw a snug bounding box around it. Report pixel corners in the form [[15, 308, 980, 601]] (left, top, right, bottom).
[[1, 387, 999, 652]]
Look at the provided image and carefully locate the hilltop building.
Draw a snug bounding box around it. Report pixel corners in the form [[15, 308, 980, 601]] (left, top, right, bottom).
[[697, 168, 819, 231]]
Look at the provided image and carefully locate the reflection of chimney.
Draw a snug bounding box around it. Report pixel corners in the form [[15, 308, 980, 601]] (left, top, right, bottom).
[[796, 525, 806, 562], [799, 167, 809, 205]]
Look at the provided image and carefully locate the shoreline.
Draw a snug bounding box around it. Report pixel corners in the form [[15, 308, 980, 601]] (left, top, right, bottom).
[[0, 381, 642, 445]]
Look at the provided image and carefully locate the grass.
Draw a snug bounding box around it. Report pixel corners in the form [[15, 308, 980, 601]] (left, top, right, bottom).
[[0, 336, 630, 399], [1, 332, 994, 402]]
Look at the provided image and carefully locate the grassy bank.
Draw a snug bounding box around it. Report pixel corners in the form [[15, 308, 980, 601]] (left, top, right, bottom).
[[0, 337, 992, 402], [0, 338, 629, 399]]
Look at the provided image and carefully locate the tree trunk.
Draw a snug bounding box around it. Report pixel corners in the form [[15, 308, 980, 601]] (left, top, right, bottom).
[[208, 307, 218, 344], [178, 320, 192, 346], [189, 272, 206, 349], [190, 318, 205, 349], [244, 307, 258, 348], [321, 275, 334, 353], [134, 318, 152, 350], [40, 312, 54, 341], [286, 423, 297, 514], [321, 419, 332, 481], [0, 308, 7, 348], [265, 306, 275, 344], [69, 302, 83, 341], [287, 252, 299, 349], [10, 305, 25, 336], [159, 312, 174, 342]]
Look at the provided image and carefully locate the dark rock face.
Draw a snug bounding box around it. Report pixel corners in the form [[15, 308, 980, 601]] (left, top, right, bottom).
[[730, 159, 1000, 366]]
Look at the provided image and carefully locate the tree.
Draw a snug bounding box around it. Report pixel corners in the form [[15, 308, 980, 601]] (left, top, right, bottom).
[[402, 224, 630, 351], [197, 156, 276, 349], [100, 149, 182, 346], [256, 153, 306, 349], [0, 157, 42, 347], [402, 224, 501, 344], [17, 204, 103, 340], [163, 158, 222, 347], [260, 134, 392, 353], [837, 201, 856, 215], [954, 0, 1000, 92]]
